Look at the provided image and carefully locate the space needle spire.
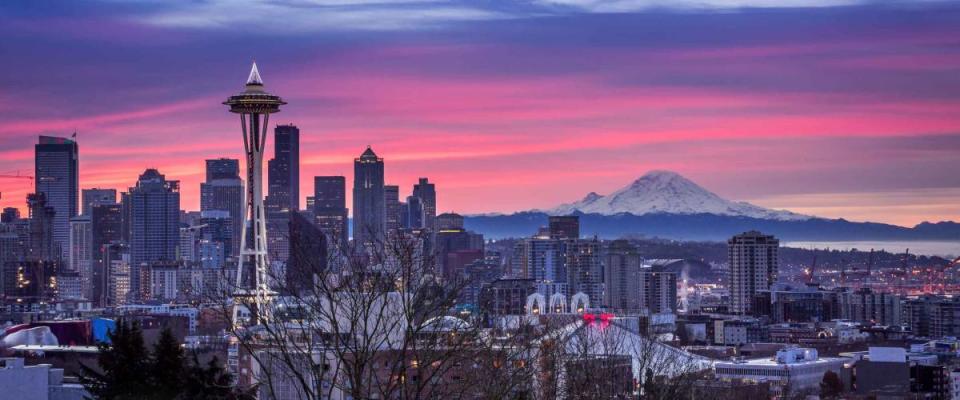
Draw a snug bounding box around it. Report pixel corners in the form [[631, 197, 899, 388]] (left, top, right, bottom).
[[224, 62, 286, 326]]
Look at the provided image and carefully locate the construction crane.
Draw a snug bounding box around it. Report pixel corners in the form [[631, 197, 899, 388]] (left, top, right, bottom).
[[0, 171, 34, 201]]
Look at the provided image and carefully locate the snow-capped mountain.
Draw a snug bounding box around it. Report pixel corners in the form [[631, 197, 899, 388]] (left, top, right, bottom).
[[548, 170, 811, 221]]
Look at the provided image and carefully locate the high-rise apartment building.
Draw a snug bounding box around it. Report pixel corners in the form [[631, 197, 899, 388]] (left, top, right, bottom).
[[512, 236, 566, 297], [312, 176, 348, 248], [728, 230, 779, 315], [642, 268, 678, 314], [129, 169, 180, 268], [35, 136, 79, 260], [81, 188, 116, 216], [200, 158, 243, 257], [68, 215, 92, 299], [563, 237, 603, 304], [604, 239, 643, 312], [412, 178, 436, 231], [352, 147, 385, 246], [384, 185, 400, 236]]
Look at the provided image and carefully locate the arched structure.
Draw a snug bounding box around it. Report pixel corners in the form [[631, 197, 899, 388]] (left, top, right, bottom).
[[570, 292, 590, 313]]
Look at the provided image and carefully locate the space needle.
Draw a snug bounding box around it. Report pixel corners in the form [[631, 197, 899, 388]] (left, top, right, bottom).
[[224, 63, 286, 325]]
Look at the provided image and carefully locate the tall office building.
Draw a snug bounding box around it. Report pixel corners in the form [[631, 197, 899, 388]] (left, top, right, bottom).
[[35, 135, 79, 260], [384, 185, 400, 236], [206, 158, 240, 181], [264, 125, 299, 263], [549, 216, 580, 240], [201, 158, 243, 257], [26, 193, 57, 261], [267, 124, 300, 212], [91, 204, 123, 307], [129, 169, 180, 268], [68, 215, 92, 298], [352, 147, 385, 246], [287, 210, 326, 294], [728, 230, 779, 315], [312, 176, 348, 248], [412, 178, 436, 231], [404, 196, 424, 229], [81, 188, 116, 216]]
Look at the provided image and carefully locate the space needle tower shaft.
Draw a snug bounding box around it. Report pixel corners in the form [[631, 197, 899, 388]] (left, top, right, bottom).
[[224, 63, 286, 325]]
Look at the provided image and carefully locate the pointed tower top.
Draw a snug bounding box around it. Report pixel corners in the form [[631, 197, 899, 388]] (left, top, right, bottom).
[[246, 62, 263, 85]]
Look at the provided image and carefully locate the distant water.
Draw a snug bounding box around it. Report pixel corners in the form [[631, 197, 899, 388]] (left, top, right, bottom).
[[784, 241, 959, 258]]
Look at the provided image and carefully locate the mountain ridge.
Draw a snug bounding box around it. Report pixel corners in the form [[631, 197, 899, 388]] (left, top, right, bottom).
[[544, 170, 809, 221]]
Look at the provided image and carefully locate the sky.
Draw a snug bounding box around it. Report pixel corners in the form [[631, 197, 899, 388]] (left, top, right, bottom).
[[1, 0, 959, 227]]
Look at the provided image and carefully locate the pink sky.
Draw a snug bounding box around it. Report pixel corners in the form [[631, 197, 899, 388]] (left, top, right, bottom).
[[1, 2, 959, 227]]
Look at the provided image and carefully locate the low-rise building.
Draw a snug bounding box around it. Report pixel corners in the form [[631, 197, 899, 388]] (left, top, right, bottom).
[[714, 347, 848, 397]]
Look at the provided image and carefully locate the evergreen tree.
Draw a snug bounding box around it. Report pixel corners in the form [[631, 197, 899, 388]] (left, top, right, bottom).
[[819, 370, 843, 399], [81, 321, 253, 399], [80, 321, 154, 399], [181, 354, 254, 400], [150, 328, 186, 399]]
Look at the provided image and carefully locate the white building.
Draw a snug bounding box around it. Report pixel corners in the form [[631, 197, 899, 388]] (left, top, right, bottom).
[[714, 347, 848, 397], [0, 358, 88, 400], [68, 216, 92, 300]]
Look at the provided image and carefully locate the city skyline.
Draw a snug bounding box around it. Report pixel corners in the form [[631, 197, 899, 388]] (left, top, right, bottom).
[[2, 1, 960, 226]]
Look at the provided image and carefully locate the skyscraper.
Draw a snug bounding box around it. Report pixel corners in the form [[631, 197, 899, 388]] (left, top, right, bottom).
[[728, 230, 780, 315], [412, 178, 436, 231], [384, 185, 400, 236], [91, 204, 123, 307], [35, 135, 78, 259], [206, 158, 240, 181], [287, 210, 326, 294], [129, 169, 180, 267], [352, 146, 385, 246], [312, 176, 348, 248], [265, 125, 299, 263], [404, 195, 424, 229], [201, 158, 243, 257], [81, 188, 116, 216], [548, 216, 580, 240], [27, 193, 57, 261], [267, 124, 300, 212]]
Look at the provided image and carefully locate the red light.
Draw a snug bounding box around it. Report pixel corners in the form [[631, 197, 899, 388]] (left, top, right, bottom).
[[599, 313, 614, 322], [583, 313, 596, 324]]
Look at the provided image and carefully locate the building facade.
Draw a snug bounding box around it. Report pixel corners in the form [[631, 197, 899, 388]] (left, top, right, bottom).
[[352, 147, 385, 247], [35, 136, 79, 260], [728, 231, 779, 315]]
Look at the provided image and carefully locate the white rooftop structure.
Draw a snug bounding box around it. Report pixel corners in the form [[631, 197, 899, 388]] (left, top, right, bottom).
[[715, 347, 849, 397]]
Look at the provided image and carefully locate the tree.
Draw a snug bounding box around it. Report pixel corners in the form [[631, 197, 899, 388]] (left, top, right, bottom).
[[182, 354, 255, 400], [80, 321, 154, 399], [820, 370, 843, 398], [81, 321, 252, 400], [151, 328, 186, 399]]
